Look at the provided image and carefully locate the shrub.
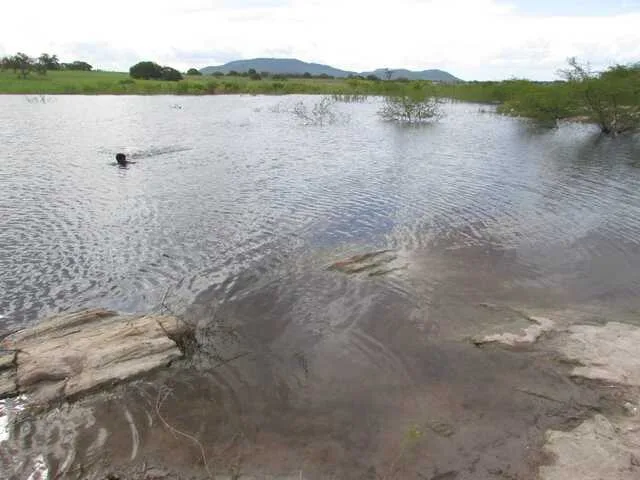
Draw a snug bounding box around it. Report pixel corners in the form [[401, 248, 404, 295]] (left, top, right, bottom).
[[378, 94, 442, 123], [292, 97, 340, 126], [175, 81, 189, 94], [161, 67, 183, 81], [205, 81, 218, 94], [222, 81, 240, 93]]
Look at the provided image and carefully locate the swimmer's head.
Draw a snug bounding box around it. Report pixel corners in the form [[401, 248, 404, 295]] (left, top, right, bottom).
[[115, 153, 126, 165]]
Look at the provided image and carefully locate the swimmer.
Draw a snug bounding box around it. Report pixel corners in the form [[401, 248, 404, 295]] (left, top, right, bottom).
[[115, 153, 136, 166]]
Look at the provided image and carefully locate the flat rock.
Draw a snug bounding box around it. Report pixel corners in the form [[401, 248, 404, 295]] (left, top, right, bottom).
[[0, 309, 186, 403], [540, 321, 640, 480], [558, 322, 640, 386], [539, 414, 640, 480]]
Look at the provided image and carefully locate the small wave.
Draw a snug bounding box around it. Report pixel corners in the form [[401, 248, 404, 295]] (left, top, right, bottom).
[[99, 145, 192, 160]]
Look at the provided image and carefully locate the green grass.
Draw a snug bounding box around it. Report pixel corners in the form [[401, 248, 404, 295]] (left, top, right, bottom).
[[0, 69, 410, 95]]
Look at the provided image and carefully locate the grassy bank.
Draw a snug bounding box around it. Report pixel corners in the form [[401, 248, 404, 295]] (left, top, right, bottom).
[[0, 69, 408, 95], [0, 69, 544, 99]]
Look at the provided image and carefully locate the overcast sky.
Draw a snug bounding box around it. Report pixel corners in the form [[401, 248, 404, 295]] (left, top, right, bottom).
[[1, 0, 638, 80]]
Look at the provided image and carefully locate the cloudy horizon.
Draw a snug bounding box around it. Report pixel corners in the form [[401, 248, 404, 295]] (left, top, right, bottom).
[[1, 0, 639, 81]]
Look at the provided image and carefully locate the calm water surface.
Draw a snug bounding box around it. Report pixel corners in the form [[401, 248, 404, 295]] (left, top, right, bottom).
[[2, 95, 640, 478]]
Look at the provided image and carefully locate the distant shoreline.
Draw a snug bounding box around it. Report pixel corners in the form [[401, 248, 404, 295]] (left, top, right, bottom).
[[0, 69, 429, 96], [2, 69, 637, 135]]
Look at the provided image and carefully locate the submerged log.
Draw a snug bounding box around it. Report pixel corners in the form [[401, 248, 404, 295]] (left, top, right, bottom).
[[0, 309, 187, 404]]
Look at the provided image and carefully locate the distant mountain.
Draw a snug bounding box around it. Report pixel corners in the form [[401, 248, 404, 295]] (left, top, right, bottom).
[[200, 58, 355, 77], [361, 68, 461, 83], [200, 58, 461, 82]]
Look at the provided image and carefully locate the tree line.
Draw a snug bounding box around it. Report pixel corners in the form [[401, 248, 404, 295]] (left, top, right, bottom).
[[0, 52, 92, 78]]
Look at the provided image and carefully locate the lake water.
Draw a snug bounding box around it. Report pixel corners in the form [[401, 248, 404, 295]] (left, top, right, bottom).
[[2, 95, 639, 329], [2, 95, 640, 478]]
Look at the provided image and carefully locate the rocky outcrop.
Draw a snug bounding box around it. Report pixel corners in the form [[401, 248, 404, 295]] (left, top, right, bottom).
[[0, 309, 187, 404]]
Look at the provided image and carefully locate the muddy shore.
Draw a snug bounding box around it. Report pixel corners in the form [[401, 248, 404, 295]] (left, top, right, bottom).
[[2, 253, 640, 479]]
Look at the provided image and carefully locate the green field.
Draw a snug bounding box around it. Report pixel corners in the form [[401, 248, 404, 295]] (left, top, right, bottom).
[[0, 69, 407, 95], [0, 69, 529, 99]]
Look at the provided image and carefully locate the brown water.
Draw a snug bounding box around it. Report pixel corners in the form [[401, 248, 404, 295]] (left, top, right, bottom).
[[2, 96, 640, 479]]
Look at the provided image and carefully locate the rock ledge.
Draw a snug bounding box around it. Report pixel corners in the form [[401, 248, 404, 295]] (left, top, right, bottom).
[[0, 309, 186, 403]]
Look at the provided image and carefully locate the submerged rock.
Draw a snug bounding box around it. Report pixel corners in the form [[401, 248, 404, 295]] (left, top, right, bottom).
[[472, 315, 554, 346], [328, 249, 403, 276], [0, 309, 186, 404]]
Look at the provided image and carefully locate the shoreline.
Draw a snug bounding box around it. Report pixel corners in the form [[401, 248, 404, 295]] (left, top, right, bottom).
[[2, 304, 640, 479]]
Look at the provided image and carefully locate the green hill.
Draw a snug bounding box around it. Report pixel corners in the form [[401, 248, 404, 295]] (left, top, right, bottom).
[[200, 58, 354, 77], [200, 58, 461, 82], [362, 68, 461, 82]]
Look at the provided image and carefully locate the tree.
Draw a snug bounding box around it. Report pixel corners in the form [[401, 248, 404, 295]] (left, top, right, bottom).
[[186, 68, 202, 76], [160, 66, 183, 81], [560, 57, 640, 135], [0, 56, 14, 71], [13, 52, 34, 79], [366, 74, 381, 81], [247, 69, 261, 80], [129, 61, 163, 79], [63, 61, 93, 71], [383, 68, 394, 81], [38, 53, 60, 71]]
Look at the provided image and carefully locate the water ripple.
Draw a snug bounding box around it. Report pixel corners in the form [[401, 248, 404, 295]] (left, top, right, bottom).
[[1, 96, 640, 329]]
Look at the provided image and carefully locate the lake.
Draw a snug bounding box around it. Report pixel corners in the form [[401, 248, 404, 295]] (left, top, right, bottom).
[[2, 95, 640, 478]]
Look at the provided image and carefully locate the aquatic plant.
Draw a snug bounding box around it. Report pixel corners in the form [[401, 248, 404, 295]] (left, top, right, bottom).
[[292, 96, 340, 126], [331, 93, 370, 103], [25, 94, 53, 104]]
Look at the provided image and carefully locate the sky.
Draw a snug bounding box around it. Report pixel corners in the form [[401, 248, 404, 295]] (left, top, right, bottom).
[[0, 0, 639, 80]]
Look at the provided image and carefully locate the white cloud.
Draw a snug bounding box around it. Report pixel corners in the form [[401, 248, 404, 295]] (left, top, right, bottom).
[[0, 0, 638, 79]]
